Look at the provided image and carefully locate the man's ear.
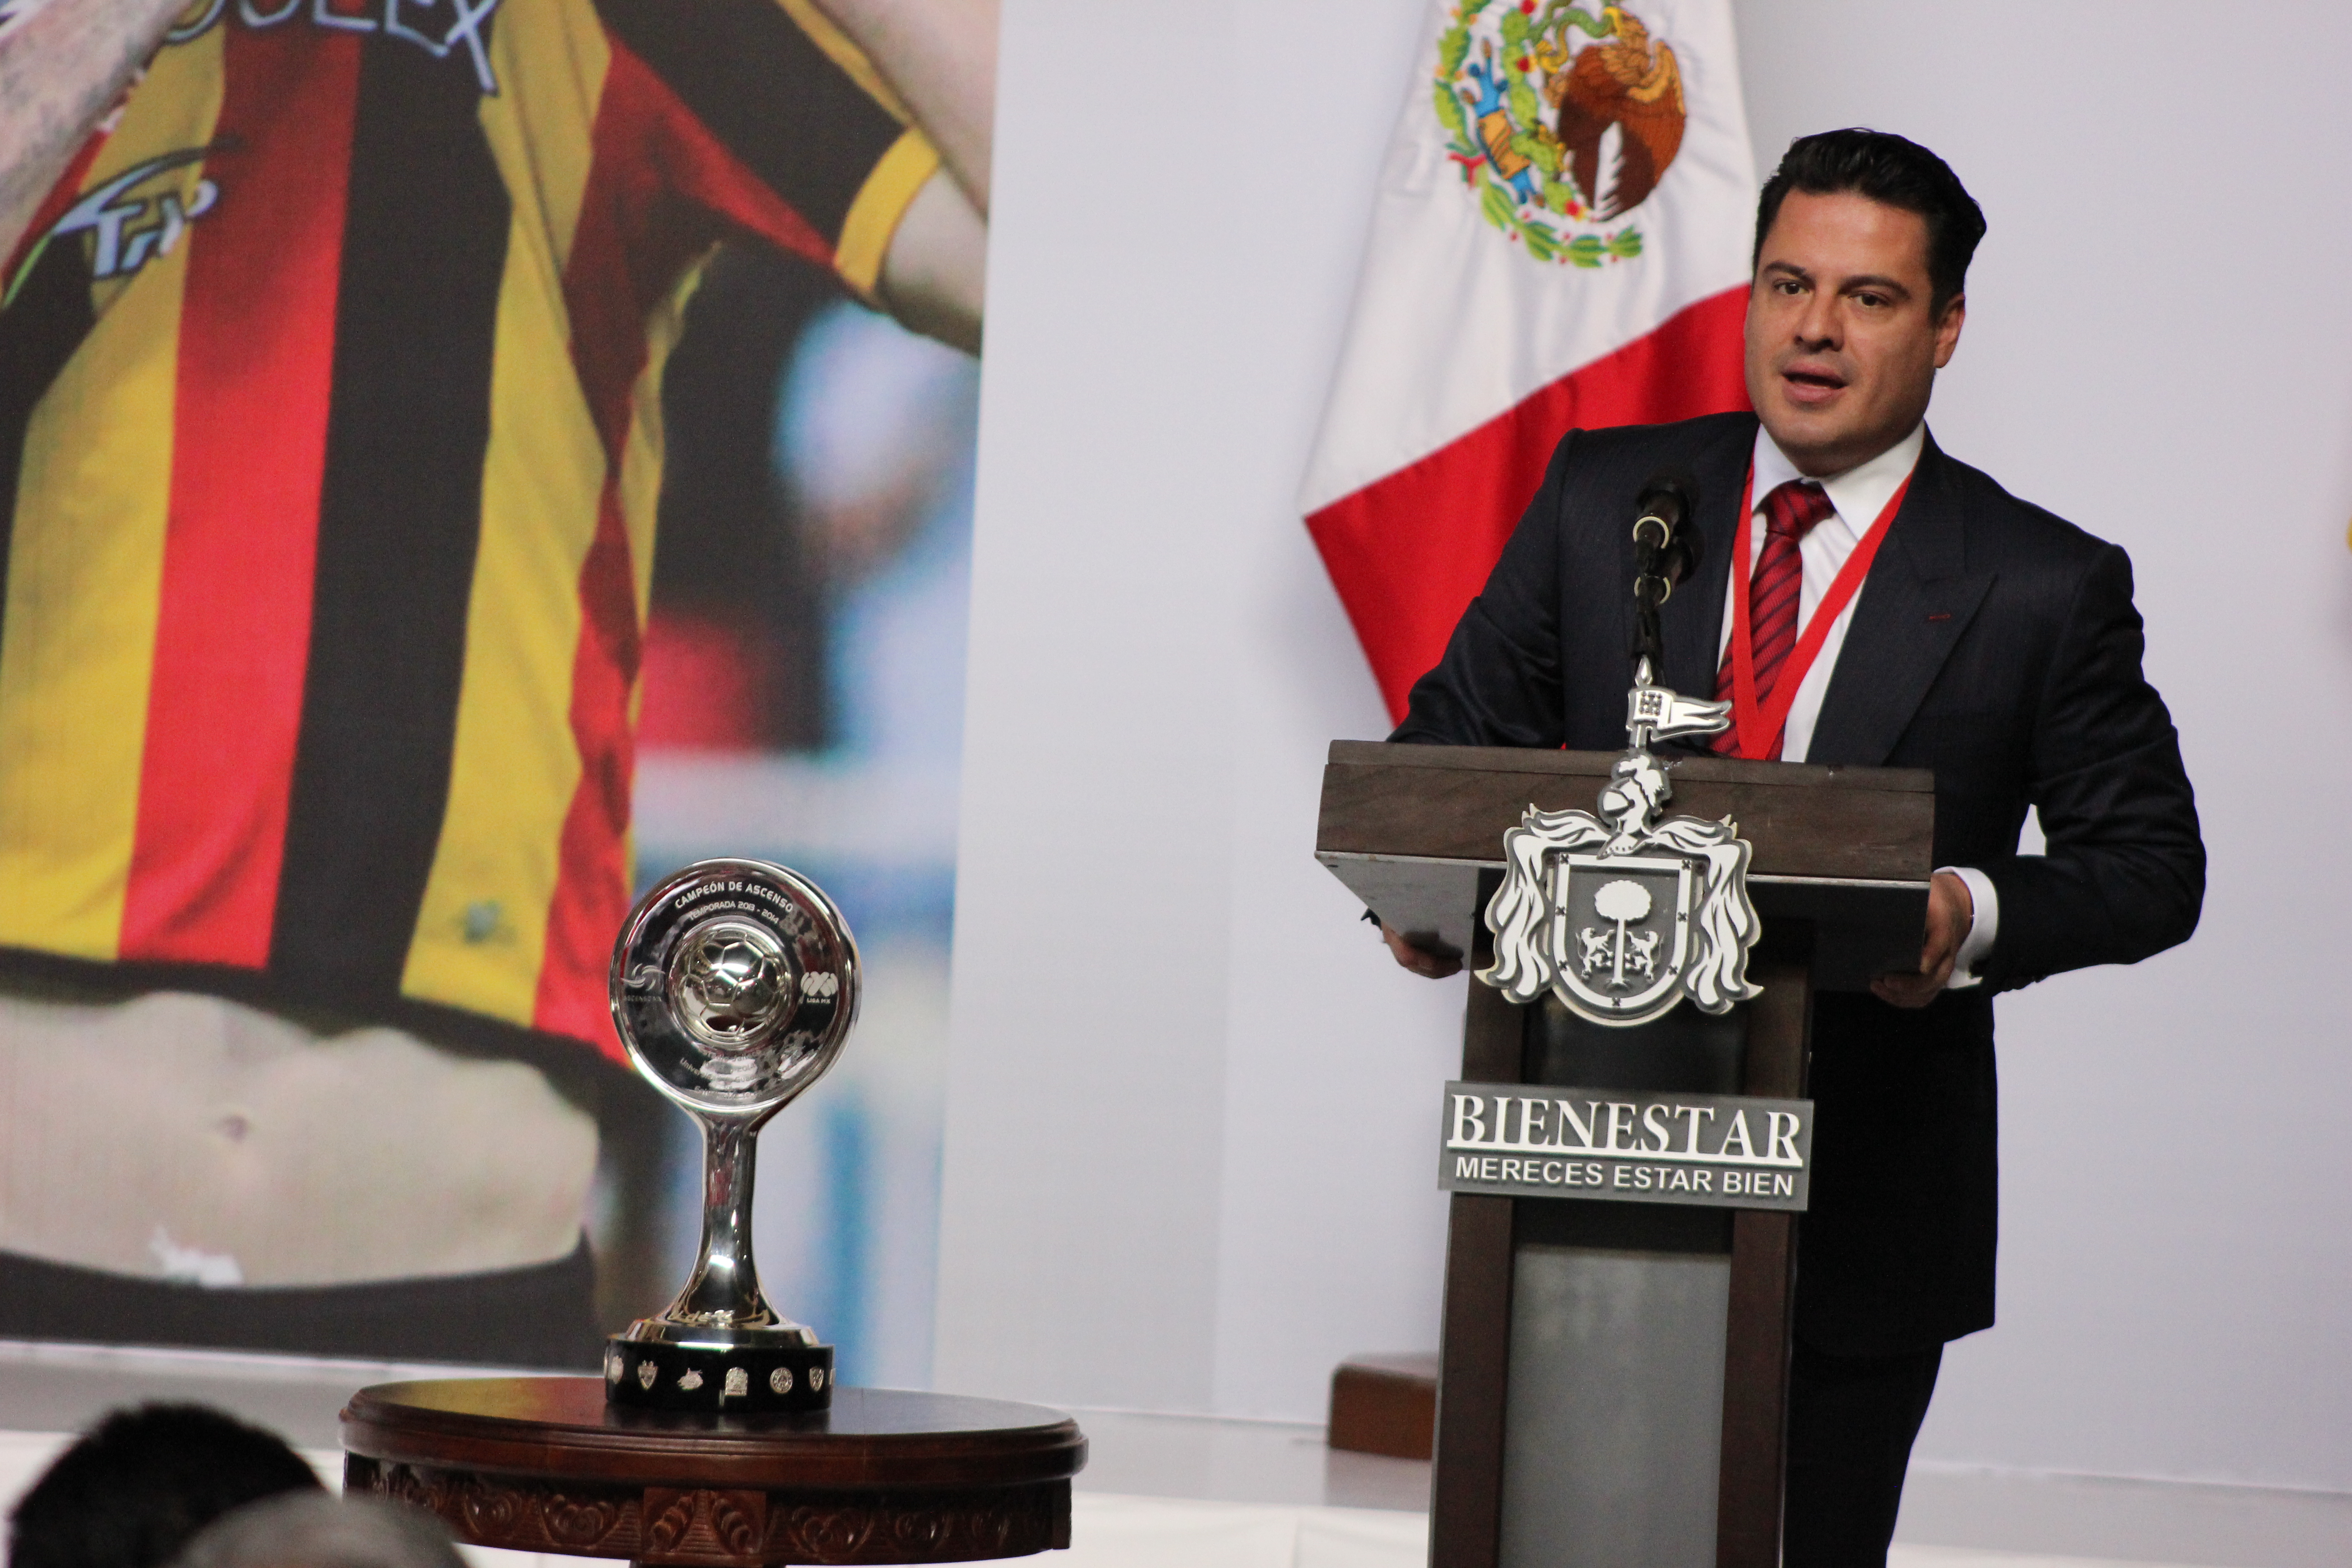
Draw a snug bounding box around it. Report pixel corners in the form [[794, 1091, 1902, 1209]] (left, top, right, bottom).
[[1932, 293, 1966, 368]]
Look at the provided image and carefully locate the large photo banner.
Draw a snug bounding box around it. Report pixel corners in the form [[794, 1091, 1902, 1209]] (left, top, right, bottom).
[[0, 0, 994, 1378]]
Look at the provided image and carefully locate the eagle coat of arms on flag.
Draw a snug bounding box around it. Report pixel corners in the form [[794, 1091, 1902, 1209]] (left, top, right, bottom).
[[1435, 1, 1688, 265]]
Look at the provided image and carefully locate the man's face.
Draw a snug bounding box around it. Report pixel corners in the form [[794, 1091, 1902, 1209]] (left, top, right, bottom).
[[1743, 189, 1964, 478]]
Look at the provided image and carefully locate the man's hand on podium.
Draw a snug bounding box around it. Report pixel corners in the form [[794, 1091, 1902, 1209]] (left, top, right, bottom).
[[1871, 871, 1974, 1010], [1380, 921, 1463, 980]]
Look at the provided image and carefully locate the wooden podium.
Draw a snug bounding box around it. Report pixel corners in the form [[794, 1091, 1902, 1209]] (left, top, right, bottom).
[[1317, 741, 1934, 1568]]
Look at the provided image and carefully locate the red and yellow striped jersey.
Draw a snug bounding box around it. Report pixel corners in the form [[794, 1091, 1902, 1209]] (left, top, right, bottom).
[[0, 0, 938, 1064]]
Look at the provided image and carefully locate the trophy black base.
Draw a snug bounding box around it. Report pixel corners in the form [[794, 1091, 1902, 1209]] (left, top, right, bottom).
[[603, 1335, 835, 1413]]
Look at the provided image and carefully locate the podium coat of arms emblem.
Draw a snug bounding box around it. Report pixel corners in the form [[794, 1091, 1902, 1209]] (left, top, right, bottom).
[[1480, 669, 1764, 1027]]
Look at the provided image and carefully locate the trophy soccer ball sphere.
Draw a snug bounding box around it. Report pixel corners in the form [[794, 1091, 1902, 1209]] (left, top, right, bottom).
[[673, 926, 789, 1049]]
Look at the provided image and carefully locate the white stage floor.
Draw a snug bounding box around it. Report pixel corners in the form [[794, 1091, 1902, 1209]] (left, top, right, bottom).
[[0, 1340, 2336, 1568]]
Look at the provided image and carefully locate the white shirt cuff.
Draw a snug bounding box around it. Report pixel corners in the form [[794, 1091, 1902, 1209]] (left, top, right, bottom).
[[1937, 866, 1999, 990]]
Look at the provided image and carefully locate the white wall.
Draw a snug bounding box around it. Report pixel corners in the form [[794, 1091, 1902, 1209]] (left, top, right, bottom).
[[1735, 1, 2352, 1490], [934, 0, 1452, 1418], [939, 0, 2352, 1491]]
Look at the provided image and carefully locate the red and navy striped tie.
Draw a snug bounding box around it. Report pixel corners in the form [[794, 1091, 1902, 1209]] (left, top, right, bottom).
[[1714, 480, 1836, 759]]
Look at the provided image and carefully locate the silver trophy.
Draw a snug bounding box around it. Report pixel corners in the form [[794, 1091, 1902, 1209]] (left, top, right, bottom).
[[603, 859, 860, 1413]]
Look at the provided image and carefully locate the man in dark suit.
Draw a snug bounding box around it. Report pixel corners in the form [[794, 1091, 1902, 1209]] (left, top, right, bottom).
[[1380, 130, 2203, 1564]]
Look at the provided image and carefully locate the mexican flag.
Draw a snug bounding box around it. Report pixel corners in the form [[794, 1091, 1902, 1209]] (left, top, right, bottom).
[[1303, 0, 1759, 720]]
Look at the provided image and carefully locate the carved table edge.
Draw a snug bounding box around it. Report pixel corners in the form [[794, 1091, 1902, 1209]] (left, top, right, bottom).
[[338, 1410, 1088, 1492], [347, 1456, 1074, 1565]]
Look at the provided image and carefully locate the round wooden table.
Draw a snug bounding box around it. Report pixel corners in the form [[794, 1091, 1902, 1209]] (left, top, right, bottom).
[[341, 1379, 1086, 1566]]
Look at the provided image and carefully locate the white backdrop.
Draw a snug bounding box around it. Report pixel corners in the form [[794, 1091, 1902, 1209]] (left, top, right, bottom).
[[936, 0, 2352, 1492]]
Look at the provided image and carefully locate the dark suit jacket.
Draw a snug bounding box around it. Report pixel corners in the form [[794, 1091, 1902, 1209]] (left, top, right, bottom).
[[1392, 412, 2204, 1354]]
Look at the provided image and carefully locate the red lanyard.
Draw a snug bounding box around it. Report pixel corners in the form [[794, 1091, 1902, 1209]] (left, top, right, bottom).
[[1724, 458, 1916, 760]]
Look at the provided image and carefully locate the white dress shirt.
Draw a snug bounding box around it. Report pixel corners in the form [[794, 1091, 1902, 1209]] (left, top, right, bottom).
[[1716, 422, 1997, 988]]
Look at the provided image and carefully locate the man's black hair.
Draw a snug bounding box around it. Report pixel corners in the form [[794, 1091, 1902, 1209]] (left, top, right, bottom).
[[7, 1404, 323, 1568], [1753, 129, 1986, 316]]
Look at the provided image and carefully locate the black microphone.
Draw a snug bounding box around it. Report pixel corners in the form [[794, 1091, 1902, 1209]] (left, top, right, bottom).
[[1628, 470, 1700, 673], [1632, 470, 1701, 586]]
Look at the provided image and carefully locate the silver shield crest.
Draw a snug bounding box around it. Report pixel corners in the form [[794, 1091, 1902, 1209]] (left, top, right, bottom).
[[1480, 668, 1764, 1028]]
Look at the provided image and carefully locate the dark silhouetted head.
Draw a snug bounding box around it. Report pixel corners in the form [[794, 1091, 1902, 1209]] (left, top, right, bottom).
[[168, 1494, 463, 1568], [7, 1404, 323, 1568]]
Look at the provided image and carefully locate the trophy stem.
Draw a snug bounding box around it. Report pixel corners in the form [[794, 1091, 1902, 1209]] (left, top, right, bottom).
[[668, 1113, 777, 1330], [605, 1107, 834, 1408]]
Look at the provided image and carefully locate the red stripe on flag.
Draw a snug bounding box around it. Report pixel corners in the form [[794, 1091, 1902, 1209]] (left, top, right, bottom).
[[532, 43, 778, 1058], [1306, 285, 1752, 723], [120, 27, 360, 965]]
